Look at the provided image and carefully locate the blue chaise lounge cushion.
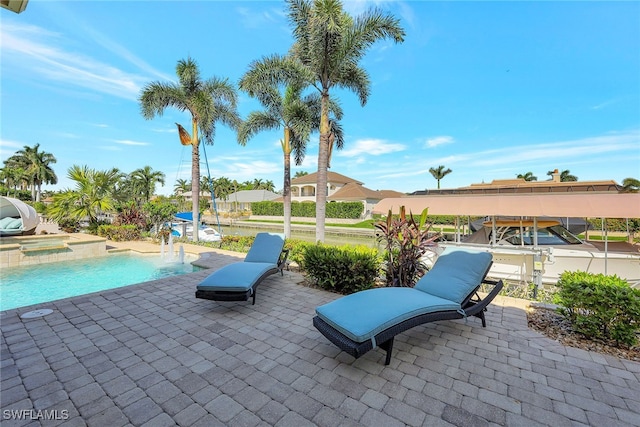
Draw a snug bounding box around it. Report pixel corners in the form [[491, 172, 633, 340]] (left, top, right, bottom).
[[315, 288, 460, 343], [414, 247, 492, 304], [244, 233, 285, 264], [197, 262, 276, 293]]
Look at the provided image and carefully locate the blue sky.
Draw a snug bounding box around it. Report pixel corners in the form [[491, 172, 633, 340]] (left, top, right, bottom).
[[1, 0, 639, 196]]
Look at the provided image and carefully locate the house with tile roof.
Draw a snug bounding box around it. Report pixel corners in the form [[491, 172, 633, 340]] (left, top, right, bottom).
[[290, 171, 405, 218]]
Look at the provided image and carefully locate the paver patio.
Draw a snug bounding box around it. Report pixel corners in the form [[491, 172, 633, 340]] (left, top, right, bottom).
[[1, 246, 639, 426]]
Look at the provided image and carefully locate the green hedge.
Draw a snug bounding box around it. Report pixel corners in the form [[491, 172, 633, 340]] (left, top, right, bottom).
[[554, 271, 640, 347], [251, 201, 363, 219], [302, 244, 380, 294], [588, 218, 640, 233]]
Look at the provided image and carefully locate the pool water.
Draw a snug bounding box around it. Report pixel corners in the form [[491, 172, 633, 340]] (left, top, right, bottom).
[[0, 253, 201, 311]]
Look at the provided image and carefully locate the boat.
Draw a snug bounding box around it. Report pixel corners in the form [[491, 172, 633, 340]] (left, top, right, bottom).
[[186, 225, 222, 242], [429, 218, 640, 288], [373, 193, 640, 289], [169, 212, 222, 242], [0, 196, 38, 236]]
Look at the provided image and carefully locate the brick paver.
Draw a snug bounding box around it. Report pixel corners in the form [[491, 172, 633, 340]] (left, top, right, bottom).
[[1, 243, 639, 426]]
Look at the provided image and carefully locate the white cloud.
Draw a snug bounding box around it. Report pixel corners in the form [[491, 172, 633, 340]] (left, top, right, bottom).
[[337, 138, 405, 157], [470, 132, 639, 168], [591, 99, 619, 110], [114, 140, 150, 146], [209, 160, 281, 181], [236, 6, 284, 28], [425, 135, 454, 148], [0, 140, 23, 161], [0, 23, 151, 100]]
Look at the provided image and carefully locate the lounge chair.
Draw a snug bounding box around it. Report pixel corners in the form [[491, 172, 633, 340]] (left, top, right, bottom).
[[313, 247, 504, 365], [195, 232, 288, 305]]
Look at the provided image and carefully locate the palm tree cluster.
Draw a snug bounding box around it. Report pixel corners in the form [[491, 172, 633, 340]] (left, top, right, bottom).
[[516, 169, 579, 182], [46, 165, 165, 230], [1, 143, 57, 201], [174, 177, 276, 200], [139, 0, 405, 241]]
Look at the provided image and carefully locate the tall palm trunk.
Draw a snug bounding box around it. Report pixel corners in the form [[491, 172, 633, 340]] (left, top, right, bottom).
[[315, 92, 331, 242], [191, 119, 200, 242], [283, 128, 292, 239]]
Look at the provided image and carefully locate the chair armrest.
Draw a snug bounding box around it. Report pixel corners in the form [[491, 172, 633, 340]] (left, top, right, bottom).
[[462, 279, 504, 317]]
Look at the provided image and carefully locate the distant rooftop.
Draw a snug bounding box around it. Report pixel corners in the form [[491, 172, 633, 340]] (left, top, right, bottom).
[[291, 171, 363, 186], [412, 173, 622, 196]]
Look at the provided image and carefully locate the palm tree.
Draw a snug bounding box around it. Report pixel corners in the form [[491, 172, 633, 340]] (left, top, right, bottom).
[[517, 172, 537, 182], [294, 171, 309, 178], [5, 144, 58, 201], [173, 178, 190, 195], [547, 169, 578, 182], [286, 0, 405, 242], [429, 165, 452, 189], [139, 57, 241, 241], [212, 176, 235, 202], [239, 60, 313, 238], [621, 178, 640, 193], [239, 62, 344, 238], [560, 170, 578, 182], [130, 166, 165, 203], [48, 165, 122, 228]]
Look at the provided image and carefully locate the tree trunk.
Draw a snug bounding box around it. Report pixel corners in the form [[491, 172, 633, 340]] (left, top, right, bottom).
[[191, 120, 200, 242], [283, 129, 292, 239], [315, 92, 331, 242]]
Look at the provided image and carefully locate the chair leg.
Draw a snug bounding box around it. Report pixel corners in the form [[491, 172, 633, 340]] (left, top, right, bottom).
[[477, 310, 486, 327], [379, 338, 395, 365], [251, 291, 256, 305]]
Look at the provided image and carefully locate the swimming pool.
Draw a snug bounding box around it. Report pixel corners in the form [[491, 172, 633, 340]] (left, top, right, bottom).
[[0, 253, 201, 311]]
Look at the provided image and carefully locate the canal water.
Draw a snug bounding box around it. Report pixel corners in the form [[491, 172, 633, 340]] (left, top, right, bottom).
[[216, 223, 379, 248]]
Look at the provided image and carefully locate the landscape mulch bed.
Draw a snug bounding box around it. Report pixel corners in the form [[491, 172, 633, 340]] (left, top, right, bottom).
[[526, 306, 640, 362]]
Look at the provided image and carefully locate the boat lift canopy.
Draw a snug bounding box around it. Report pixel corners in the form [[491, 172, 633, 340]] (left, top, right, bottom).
[[373, 193, 640, 218], [374, 193, 640, 289]]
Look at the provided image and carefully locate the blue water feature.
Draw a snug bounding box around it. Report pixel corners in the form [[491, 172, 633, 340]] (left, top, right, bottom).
[[0, 253, 201, 311]]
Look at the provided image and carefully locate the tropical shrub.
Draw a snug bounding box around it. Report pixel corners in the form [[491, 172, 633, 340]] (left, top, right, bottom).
[[114, 202, 148, 230], [302, 244, 380, 294], [32, 201, 47, 214], [143, 199, 178, 237], [283, 239, 314, 267], [219, 235, 256, 252], [97, 225, 142, 241], [375, 207, 439, 287], [554, 271, 640, 347], [58, 218, 80, 233]]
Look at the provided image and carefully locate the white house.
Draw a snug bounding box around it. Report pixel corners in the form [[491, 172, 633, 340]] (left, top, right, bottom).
[[214, 190, 280, 213], [289, 172, 405, 218]]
